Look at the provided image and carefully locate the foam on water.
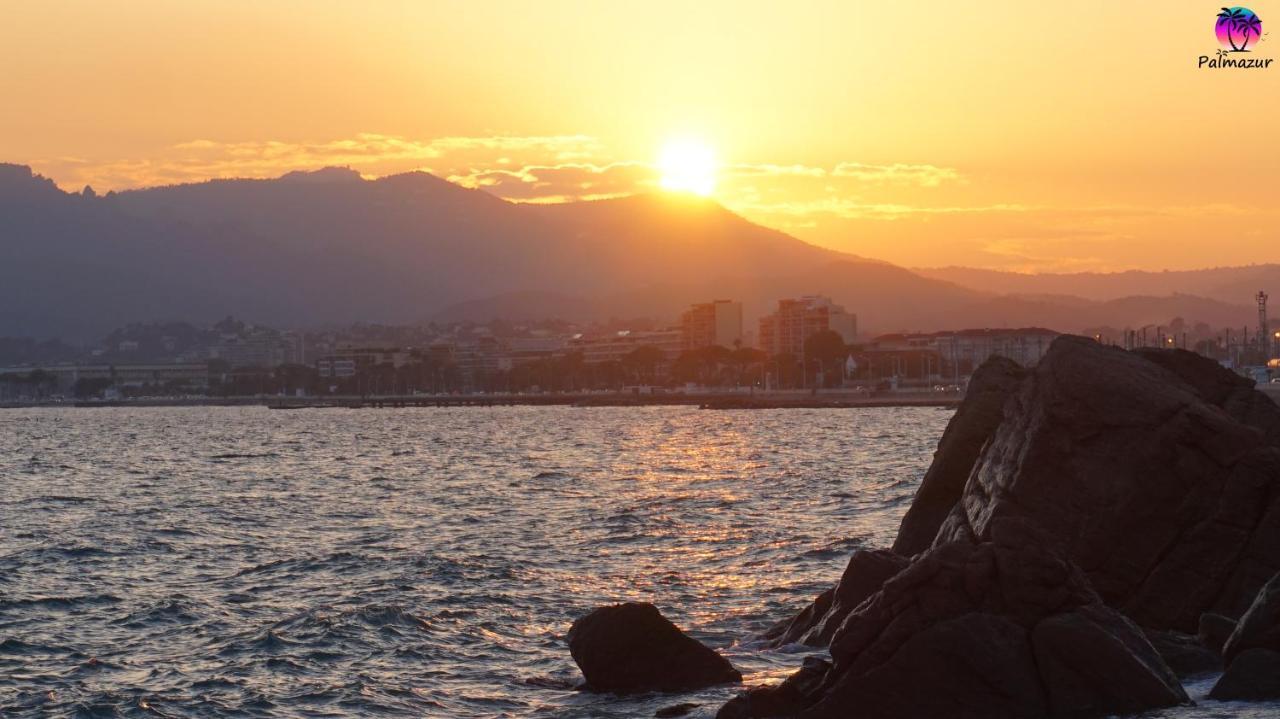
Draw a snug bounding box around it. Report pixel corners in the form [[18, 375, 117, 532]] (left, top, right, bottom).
[[0, 406, 1275, 717]]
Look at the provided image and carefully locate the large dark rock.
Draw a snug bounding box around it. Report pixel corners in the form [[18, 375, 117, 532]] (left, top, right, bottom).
[[1135, 347, 1280, 446], [892, 356, 1026, 556], [935, 337, 1280, 631], [764, 549, 908, 648], [726, 520, 1187, 718], [814, 612, 1048, 719], [568, 602, 741, 694], [731, 337, 1280, 717], [1032, 606, 1189, 716]]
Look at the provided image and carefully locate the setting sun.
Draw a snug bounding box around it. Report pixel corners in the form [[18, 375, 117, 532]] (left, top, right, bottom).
[[657, 138, 717, 196]]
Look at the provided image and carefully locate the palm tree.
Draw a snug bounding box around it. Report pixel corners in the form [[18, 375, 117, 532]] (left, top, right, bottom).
[[1218, 7, 1245, 51], [1236, 12, 1262, 50]]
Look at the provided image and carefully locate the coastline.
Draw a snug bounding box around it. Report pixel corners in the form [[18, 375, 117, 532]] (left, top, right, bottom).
[[6, 384, 1276, 411], [0, 389, 964, 411]]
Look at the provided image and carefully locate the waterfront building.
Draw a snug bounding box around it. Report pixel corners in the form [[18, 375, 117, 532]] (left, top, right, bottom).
[[499, 335, 567, 370], [869, 327, 1059, 377], [316, 345, 414, 378], [210, 330, 292, 369], [757, 296, 858, 356], [680, 300, 743, 351], [567, 329, 684, 364], [0, 363, 211, 394]]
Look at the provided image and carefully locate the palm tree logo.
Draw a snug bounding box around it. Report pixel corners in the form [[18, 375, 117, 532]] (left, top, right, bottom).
[[1217, 7, 1264, 52]]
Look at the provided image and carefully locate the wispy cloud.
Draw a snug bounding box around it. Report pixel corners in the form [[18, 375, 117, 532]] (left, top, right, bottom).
[[34, 133, 604, 190], [732, 198, 1034, 220], [831, 162, 962, 187], [724, 163, 828, 178], [449, 161, 658, 202]]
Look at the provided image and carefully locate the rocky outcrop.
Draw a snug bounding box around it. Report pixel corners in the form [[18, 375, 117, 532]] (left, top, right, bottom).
[[567, 602, 741, 694], [892, 356, 1025, 556], [714, 336, 1280, 717], [934, 337, 1280, 631], [1211, 572, 1280, 700], [728, 520, 1187, 718]]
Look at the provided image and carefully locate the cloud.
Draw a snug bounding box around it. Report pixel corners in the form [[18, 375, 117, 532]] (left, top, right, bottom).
[[831, 162, 963, 187], [731, 198, 1034, 220], [33, 133, 605, 190], [724, 163, 828, 178], [449, 161, 658, 202]]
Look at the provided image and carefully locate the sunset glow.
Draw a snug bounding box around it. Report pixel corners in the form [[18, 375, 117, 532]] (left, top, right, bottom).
[[1, 2, 1277, 271], [657, 138, 717, 196]]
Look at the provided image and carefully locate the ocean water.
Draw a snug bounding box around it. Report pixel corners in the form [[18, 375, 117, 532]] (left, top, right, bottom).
[[0, 406, 1273, 718]]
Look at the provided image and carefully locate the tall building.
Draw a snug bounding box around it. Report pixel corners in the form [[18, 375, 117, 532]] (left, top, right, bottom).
[[757, 295, 858, 356], [680, 300, 743, 351], [209, 330, 290, 369]]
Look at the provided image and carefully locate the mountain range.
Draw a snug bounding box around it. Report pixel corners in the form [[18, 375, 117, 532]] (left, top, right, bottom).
[[0, 163, 1267, 340]]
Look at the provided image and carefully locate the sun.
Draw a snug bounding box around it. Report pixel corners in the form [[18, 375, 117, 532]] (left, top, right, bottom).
[[657, 138, 718, 197]]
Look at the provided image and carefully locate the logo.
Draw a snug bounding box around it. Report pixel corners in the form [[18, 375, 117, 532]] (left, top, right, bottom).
[[1217, 7, 1263, 50], [1200, 6, 1274, 68]]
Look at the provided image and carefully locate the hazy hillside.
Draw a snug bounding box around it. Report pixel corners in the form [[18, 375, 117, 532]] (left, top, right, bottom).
[[0, 163, 1261, 340], [436, 276, 1255, 335], [916, 265, 1280, 306], [0, 164, 978, 337]]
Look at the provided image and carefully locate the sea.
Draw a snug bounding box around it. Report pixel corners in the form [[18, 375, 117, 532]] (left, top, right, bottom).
[[0, 406, 1273, 718]]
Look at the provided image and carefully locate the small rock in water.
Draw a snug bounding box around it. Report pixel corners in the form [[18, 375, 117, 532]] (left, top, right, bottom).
[[1210, 648, 1280, 701], [568, 602, 741, 694], [1212, 572, 1280, 701], [655, 702, 699, 717], [1223, 571, 1280, 663], [1143, 628, 1222, 678]]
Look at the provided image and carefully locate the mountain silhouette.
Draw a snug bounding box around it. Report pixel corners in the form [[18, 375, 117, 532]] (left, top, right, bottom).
[[0, 164, 1260, 339]]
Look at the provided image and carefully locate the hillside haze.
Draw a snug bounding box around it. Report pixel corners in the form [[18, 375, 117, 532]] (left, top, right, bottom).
[[0, 163, 1260, 339], [916, 265, 1278, 306]]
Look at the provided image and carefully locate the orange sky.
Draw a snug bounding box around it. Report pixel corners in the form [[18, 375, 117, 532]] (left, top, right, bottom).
[[2, 1, 1278, 272]]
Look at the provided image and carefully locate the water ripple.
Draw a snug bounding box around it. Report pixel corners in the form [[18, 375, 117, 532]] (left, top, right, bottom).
[[2, 405, 1265, 717]]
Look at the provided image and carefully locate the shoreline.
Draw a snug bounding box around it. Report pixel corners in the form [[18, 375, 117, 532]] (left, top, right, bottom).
[[0, 390, 964, 410], [6, 385, 1275, 410]]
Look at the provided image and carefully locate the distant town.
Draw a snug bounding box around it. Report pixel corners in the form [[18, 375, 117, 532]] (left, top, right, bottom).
[[1, 293, 1278, 404]]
